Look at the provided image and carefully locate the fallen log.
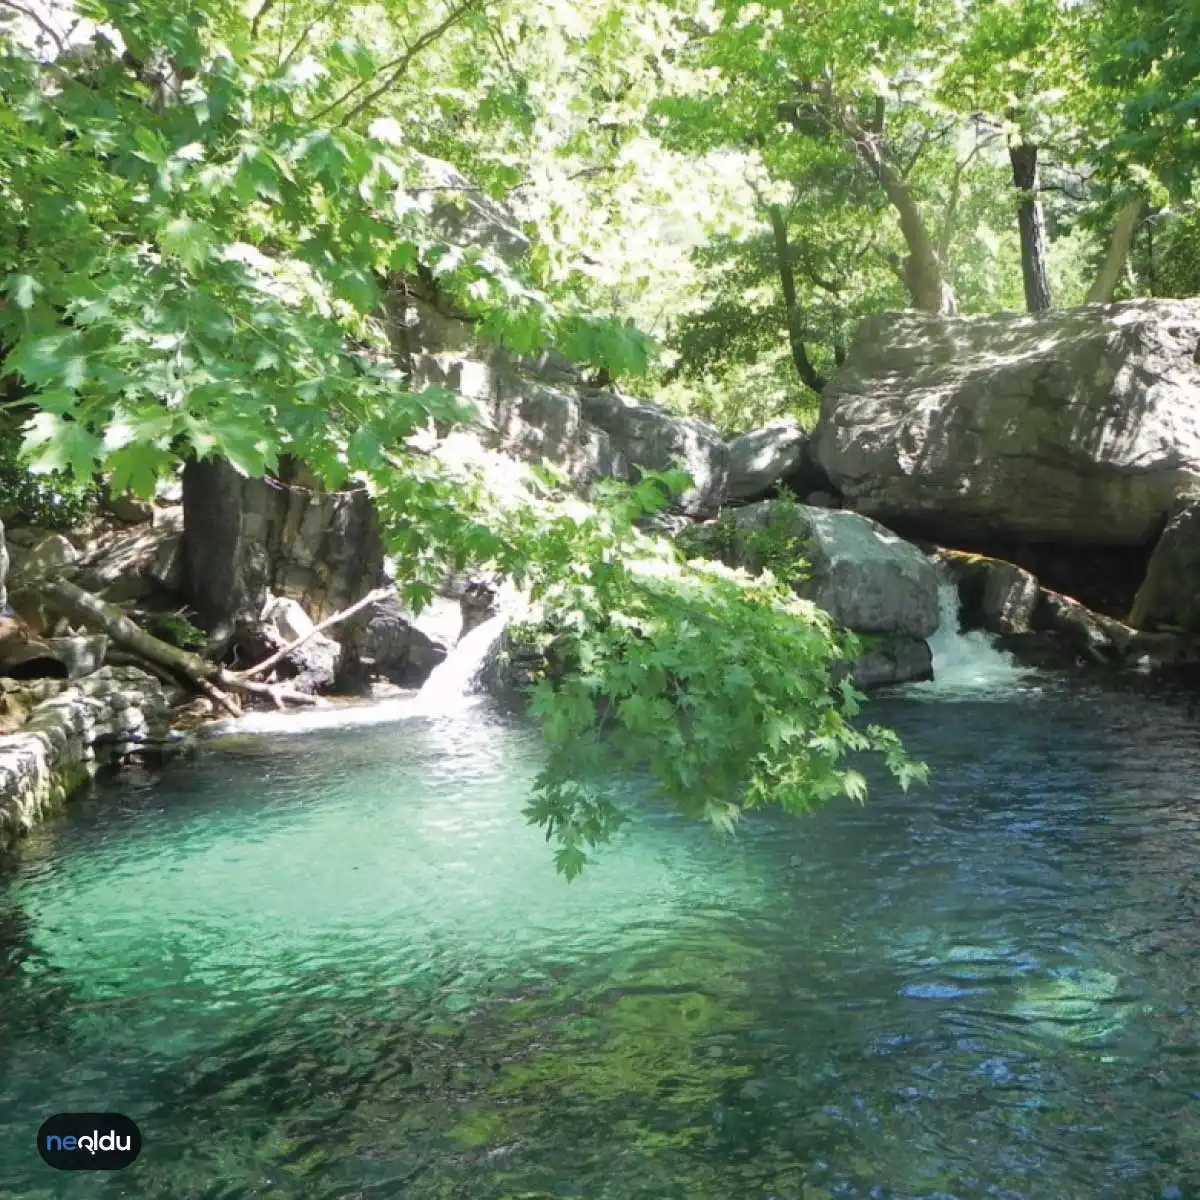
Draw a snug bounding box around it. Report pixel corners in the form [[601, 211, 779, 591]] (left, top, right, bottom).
[[43, 578, 328, 715]]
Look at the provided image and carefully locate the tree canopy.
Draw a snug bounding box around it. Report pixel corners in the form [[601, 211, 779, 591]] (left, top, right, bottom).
[[0, 0, 1196, 870]]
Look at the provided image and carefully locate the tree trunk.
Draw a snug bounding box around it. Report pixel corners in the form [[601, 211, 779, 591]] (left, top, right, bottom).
[[1009, 143, 1053, 313], [1085, 198, 1145, 305], [833, 115, 957, 315], [766, 204, 828, 393], [781, 91, 956, 316]]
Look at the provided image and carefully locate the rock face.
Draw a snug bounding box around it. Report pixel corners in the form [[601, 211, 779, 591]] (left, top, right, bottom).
[[0, 666, 174, 855], [935, 550, 1040, 635], [580, 392, 729, 514], [1129, 494, 1200, 631], [848, 636, 933, 690], [343, 593, 455, 688], [815, 300, 1200, 548], [732, 502, 940, 640], [181, 456, 386, 631], [725, 421, 807, 502]]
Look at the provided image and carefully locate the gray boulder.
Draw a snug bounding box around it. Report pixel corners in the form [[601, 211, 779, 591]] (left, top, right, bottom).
[[348, 592, 454, 687], [847, 635, 933, 689], [815, 300, 1200, 547], [732, 502, 940, 639], [256, 595, 341, 693], [581, 391, 729, 515], [726, 421, 807, 501], [1129, 493, 1200, 631], [491, 375, 625, 485], [411, 152, 532, 266]]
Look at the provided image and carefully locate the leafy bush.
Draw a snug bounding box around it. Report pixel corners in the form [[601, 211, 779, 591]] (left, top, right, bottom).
[[0, 423, 97, 530], [677, 489, 811, 587], [493, 472, 927, 878], [144, 612, 208, 651]]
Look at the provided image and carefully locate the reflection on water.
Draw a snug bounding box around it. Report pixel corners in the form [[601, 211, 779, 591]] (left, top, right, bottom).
[[1, 686, 1199, 1198]]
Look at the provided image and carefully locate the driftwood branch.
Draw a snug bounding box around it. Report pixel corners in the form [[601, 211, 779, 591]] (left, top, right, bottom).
[[235, 587, 391, 682], [44, 578, 328, 715]]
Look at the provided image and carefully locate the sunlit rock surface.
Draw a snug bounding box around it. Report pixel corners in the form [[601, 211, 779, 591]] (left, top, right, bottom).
[[815, 300, 1200, 547]]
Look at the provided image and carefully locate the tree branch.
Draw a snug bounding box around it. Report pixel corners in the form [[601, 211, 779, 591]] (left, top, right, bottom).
[[0, 0, 66, 56], [250, 0, 278, 38], [937, 131, 998, 260], [278, 0, 338, 70], [311, 0, 481, 125], [766, 203, 827, 394], [234, 587, 391, 681]]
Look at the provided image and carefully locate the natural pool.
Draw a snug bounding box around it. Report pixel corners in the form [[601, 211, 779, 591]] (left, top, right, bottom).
[[1, 665, 1199, 1197]]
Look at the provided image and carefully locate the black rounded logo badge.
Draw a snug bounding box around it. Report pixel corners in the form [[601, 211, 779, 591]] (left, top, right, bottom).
[[37, 1113, 141, 1171]]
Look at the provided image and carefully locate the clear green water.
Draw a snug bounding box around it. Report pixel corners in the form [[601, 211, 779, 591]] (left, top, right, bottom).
[[1, 684, 1199, 1198]]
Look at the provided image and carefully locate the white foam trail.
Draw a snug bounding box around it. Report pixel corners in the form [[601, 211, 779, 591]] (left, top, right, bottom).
[[907, 578, 1034, 699], [218, 610, 510, 737]]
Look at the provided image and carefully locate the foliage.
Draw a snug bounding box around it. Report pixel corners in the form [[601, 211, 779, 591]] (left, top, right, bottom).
[[498, 473, 926, 878], [1139, 204, 1200, 298], [1089, 0, 1200, 197], [145, 611, 208, 650], [0, 422, 97, 529], [677, 489, 811, 587]]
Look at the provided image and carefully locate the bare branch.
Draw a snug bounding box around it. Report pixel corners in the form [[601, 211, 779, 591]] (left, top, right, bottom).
[[0, 0, 66, 56], [278, 0, 338, 70], [937, 130, 1000, 260], [311, 0, 481, 125], [234, 587, 392, 682], [250, 0, 278, 38]]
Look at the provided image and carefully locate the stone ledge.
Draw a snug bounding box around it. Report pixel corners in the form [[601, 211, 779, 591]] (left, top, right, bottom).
[[0, 666, 175, 855]]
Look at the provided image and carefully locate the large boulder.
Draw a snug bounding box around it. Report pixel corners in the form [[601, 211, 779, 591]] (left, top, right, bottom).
[[726, 421, 807, 501], [815, 300, 1200, 548], [1129, 493, 1200, 631], [731, 502, 940, 640], [581, 391, 729, 515], [847, 635, 933, 689], [181, 457, 385, 632], [410, 152, 532, 267]]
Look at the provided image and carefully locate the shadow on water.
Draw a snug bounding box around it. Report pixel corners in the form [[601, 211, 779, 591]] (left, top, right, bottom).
[[1, 682, 1199, 1197]]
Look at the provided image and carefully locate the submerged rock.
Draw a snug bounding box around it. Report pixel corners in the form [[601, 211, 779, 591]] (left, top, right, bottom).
[[815, 300, 1200, 548]]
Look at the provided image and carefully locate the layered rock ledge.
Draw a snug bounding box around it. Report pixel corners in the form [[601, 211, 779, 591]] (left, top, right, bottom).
[[0, 666, 175, 855]]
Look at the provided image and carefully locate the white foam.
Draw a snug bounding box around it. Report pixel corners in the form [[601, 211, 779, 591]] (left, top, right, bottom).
[[907, 578, 1035, 699], [218, 610, 510, 737]]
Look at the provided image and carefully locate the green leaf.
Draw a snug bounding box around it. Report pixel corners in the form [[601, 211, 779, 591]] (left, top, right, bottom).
[[21, 413, 101, 479], [107, 444, 174, 499], [159, 216, 214, 270], [133, 126, 168, 167], [6, 274, 41, 310]]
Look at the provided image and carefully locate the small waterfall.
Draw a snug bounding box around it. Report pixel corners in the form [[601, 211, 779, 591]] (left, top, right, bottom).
[[911, 579, 1031, 696], [222, 611, 509, 736], [411, 611, 508, 715]]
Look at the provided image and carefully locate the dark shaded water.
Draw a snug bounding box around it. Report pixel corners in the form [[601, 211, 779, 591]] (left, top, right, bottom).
[[1, 679, 1199, 1198]]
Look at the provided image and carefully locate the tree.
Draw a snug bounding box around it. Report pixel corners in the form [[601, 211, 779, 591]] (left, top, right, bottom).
[[0, 0, 923, 873]]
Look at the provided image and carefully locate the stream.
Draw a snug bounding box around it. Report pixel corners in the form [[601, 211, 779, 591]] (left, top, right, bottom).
[[0, 593, 1198, 1197]]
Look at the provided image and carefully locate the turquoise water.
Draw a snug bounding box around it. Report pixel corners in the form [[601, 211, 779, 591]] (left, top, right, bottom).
[[1, 682, 1199, 1197]]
